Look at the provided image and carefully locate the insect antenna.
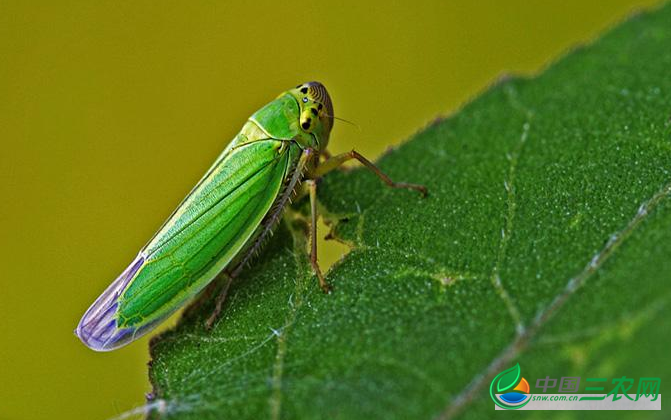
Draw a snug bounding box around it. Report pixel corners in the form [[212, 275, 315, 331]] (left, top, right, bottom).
[[332, 115, 361, 131]]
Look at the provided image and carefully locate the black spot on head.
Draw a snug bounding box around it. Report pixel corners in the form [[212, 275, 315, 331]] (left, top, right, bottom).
[[318, 103, 323, 110], [302, 119, 311, 129], [300, 87, 308, 94], [310, 108, 318, 116]]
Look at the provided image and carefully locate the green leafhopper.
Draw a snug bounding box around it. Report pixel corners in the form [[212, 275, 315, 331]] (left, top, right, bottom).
[[76, 82, 426, 351]]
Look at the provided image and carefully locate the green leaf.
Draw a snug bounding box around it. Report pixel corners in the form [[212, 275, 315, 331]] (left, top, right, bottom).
[[147, 6, 671, 420]]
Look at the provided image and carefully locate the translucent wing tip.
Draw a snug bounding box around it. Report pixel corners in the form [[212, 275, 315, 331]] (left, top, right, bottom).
[[76, 255, 145, 351]]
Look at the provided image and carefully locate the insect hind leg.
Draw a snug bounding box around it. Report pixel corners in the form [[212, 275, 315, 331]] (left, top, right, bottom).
[[204, 271, 235, 329]]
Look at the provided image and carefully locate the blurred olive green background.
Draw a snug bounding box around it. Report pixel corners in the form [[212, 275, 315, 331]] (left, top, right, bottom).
[[0, 1, 663, 419]]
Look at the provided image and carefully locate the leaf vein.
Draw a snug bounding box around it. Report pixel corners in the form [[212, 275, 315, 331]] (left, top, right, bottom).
[[269, 230, 313, 419], [489, 89, 534, 334]]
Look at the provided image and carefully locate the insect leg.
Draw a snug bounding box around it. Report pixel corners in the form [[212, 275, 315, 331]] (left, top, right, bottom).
[[205, 272, 234, 329], [311, 150, 427, 196], [306, 179, 331, 293]]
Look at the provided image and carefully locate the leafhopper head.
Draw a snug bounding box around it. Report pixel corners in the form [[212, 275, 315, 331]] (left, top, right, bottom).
[[289, 81, 334, 151]]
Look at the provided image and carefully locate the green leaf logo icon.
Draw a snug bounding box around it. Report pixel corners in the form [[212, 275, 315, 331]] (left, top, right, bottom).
[[489, 363, 531, 409], [496, 363, 521, 392]]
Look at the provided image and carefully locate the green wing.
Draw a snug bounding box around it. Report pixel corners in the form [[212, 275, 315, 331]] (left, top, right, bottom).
[[76, 90, 308, 351], [117, 136, 296, 327]]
